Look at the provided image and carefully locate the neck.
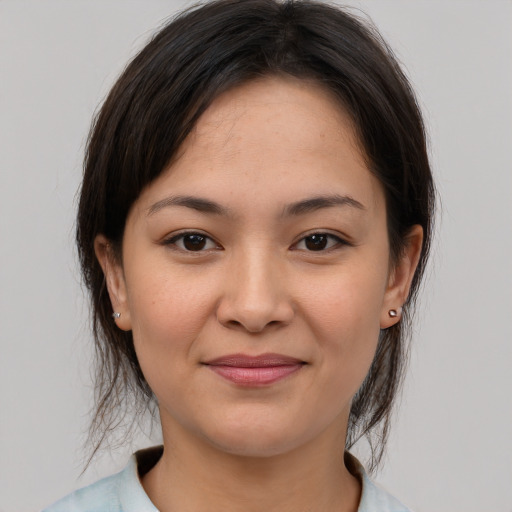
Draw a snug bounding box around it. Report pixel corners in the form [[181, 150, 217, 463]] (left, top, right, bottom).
[[142, 420, 361, 512]]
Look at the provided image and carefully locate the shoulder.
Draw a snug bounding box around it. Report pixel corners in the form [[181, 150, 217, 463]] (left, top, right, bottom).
[[41, 471, 123, 512], [345, 453, 413, 512], [41, 448, 161, 512], [359, 473, 413, 512]]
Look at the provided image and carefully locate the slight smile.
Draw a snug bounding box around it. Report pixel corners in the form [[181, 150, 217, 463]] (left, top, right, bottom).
[[203, 353, 306, 386]]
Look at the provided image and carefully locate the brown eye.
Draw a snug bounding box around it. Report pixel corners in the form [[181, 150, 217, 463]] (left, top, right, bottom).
[[294, 233, 345, 252], [183, 234, 207, 251], [167, 232, 218, 251], [305, 234, 328, 251]]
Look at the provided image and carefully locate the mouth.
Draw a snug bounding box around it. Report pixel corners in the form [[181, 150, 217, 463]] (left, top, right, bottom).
[[202, 353, 306, 386]]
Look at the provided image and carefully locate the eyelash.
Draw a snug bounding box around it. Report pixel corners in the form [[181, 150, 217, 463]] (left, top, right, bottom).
[[164, 232, 220, 252], [163, 231, 349, 253], [292, 233, 348, 252]]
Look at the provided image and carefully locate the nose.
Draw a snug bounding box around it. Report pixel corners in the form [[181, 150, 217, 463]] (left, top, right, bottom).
[[216, 247, 295, 333]]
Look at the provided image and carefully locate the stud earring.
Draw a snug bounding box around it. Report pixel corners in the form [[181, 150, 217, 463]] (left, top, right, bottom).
[[112, 312, 121, 319], [388, 307, 403, 318]]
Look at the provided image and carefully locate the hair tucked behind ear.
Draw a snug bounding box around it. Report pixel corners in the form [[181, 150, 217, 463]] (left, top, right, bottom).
[[77, 0, 435, 472]]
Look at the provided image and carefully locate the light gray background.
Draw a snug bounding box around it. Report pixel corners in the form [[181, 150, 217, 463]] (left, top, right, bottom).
[[1, 1, 511, 511]]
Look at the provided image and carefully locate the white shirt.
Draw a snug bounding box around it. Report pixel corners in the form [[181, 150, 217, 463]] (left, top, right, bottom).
[[42, 446, 412, 512]]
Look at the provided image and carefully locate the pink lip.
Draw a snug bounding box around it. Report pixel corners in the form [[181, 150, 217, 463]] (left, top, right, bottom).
[[203, 353, 305, 386]]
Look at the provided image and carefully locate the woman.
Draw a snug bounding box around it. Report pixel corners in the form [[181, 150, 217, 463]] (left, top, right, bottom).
[[44, 0, 434, 510]]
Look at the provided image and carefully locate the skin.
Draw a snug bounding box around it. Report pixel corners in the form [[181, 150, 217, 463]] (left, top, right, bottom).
[[96, 76, 422, 512]]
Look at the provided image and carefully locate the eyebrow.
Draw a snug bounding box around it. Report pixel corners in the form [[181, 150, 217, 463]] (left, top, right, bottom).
[[147, 195, 231, 216], [147, 193, 365, 217], [282, 194, 366, 216]]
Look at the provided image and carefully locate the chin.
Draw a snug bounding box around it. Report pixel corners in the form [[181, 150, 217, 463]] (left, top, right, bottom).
[[198, 415, 313, 459], [208, 432, 301, 459]]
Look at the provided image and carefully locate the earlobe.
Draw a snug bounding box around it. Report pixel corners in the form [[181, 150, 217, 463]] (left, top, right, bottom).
[[94, 235, 132, 331], [380, 225, 423, 329]]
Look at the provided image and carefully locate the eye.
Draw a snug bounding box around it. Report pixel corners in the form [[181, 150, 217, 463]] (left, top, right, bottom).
[[294, 233, 345, 252], [166, 232, 219, 252]]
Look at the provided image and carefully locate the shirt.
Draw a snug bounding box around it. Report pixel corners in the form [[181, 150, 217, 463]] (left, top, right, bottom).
[[42, 446, 412, 512]]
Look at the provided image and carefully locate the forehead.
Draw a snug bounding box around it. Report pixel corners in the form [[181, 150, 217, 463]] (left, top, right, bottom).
[[134, 76, 384, 217], [186, 76, 360, 167]]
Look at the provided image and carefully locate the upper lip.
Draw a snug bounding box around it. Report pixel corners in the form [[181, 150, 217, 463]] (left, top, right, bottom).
[[203, 353, 305, 367]]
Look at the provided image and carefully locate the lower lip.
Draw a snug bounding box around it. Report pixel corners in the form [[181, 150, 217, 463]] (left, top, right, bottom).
[[207, 364, 303, 386]]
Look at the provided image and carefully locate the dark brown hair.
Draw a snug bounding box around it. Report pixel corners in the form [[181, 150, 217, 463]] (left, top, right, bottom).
[[77, 0, 435, 471]]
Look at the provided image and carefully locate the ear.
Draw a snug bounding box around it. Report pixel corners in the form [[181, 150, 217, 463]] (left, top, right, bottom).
[[94, 235, 132, 331], [380, 225, 423, 329]]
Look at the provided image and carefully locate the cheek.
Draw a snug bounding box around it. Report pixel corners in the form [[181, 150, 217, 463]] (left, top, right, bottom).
[[128, 258, 211, 327], [124, 264, 218, 382], [302, 266, 385, 338], [298, 263, 387, 385]]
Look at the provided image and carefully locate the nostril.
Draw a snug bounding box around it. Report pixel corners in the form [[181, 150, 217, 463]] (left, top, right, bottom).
[[215, 289, 295, 333], [222, 318, 285, 333]]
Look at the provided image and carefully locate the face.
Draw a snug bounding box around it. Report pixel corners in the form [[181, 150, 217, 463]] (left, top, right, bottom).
[[97, 76, 420, 458]]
